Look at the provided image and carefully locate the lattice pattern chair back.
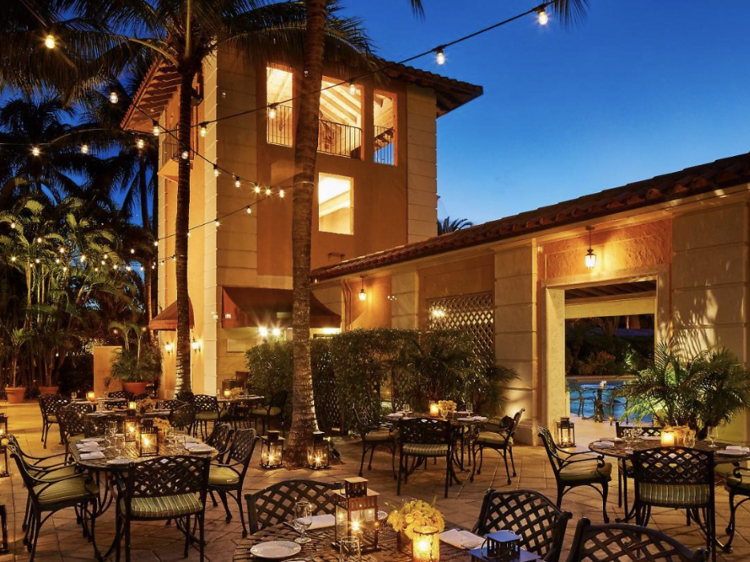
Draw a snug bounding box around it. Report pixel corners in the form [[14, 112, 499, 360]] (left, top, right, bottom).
[[133, 393, 150, 400], [399, 417, 452, 445], [564, 517, 706, 562], [227, 428, 258, 476], [633, 447, 713, 488], [157, 399, 185, 411], [194, 394, 219, 415], [353, 406, 379, 435], [39, 394, 68, 418], [538, 427, 566, 474], [615, 423, 662, 438], [120, 455, 210, 501], [108, 390, 134, 401], [170, 403, 196, 431], [176, 390, 195, 403], [58, 403, 89, 446], [474, 489, 571, 562], [205, 423, 235, 460], [245, 480, 341, 534]]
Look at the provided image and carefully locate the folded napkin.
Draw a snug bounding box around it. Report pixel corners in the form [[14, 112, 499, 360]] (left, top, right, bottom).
[[386, 412, 405, 418], [184, 436, 199, 443], [80, 451, 105, 460], [294, 514, 335, 530], [80, 438, 103, 443], [596, 440, 615, 449], [643, 436, 661, 441], [726, 446, 750, 453], [77, 446, 102, 453], [440, 529, 484, 550]]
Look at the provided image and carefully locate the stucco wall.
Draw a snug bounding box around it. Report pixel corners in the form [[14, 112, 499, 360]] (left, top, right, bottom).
[[406, 86, 438, 243]]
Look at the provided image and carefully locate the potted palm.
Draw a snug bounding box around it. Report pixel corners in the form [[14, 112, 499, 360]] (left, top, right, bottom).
[[110, 322, 161, 396], [4, 328, 28, 404]]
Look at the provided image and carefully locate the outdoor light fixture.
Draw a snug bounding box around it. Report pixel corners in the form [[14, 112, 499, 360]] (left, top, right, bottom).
[[152, 121, 160, 136], [258, 327, 269, 337], [268, 104, 277, 119], [435, 47, 446, 65], [359, 276, 367, 301], [246, 206, 252, 214], [164, 342, 174, 354], [537, 8, 549, 25], [80, 144, 89, 154], [44, 34, 56, 49], [260, 431, 284, 469], [31, 146, 41, 157], [181, 150, 189, 160], [556, 417, 576, 447], [585, 226, 596, 269], [306, 431, 330, 470], [109, 91, 119, 104], [413, 526, 440, 562], [136, 138, 145, 150], [213, 165, 220, 177], [279, 189, 285, 198], [199, 123, 207, 137], [191, 339, 201, 352], [254, 185, 261, 194], [234, 176, 241, 188], [334, 477, 379, 552], [125, 418, 137, 442], [137, 425, 158, 457], [272, 328, 281, 337], [349, 82, 357, 95]]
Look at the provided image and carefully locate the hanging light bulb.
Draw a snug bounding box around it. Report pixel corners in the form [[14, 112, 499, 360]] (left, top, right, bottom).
[[234, 176, 241, 188], [214, 220, 221, 227], [181, 150, 189, 160], [359, 277, 367, 301], [537, 8, 549, 25], [435, 47, 446, 65], [31, 146, 41, 157], [279, 189, 285, 198], [152, 122, 160, 136], [213, 165, 220, 177], [10, 222, 16, 229], [349, 82, 357, 95], [109, 91, 119, 104], [268, 104, 277, 119], [265, 187, 271, 196], [254, 185, 261, 194], [80, 144, 89, 154], [585, 226, 597, 269], [136, 138, 145, 150], [246, 206, 252, 214], [153, 240, 159, 247], [44, 34, 56, 49], [199, 123, 207, 137]]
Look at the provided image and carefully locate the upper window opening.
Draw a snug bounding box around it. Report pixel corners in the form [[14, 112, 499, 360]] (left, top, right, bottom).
[[374, 91, 396, 165], [267, 65, 293, 146], [318, 173, 353, 235], [318, 78, 362, 159]]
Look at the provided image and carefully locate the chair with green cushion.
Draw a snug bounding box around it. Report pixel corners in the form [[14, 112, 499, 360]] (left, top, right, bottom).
[[633, 447, 715, 561], [115, 455, 210, 562], [250, 391, 287, 434], [354, 407, 397, 478], [245, 480, 340, 534], [193, 394, 220, 439], [169, 403, 196, 436], [9, 441, 99, 562], [57, 403, 90, 452], [205, 422, 235, 462], [208, 428, 258, 537], [614, 423, 662, 513], [724, 464, 750, 551], [470, 408, 525, 485], [538, 427, 612, 523], [397, 417, 456, 498], [38, 394, 68, 449]]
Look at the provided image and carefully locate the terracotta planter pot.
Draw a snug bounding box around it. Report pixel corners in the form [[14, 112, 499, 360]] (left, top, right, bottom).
[[39, 386, 59, 395], [5, 387, 26, 404], [122, 382, 148, 396]]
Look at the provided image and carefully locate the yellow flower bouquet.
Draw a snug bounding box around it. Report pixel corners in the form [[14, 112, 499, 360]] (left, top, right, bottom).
[[386, 499, 445, 540]]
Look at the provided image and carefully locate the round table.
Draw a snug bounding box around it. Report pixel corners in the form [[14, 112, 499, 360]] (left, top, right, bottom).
[[589, 438, 750, 463]]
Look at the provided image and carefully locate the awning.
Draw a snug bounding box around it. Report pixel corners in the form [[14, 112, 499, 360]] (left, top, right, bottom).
[[149, 298, 195, 331], [222, 287, 340, 330]]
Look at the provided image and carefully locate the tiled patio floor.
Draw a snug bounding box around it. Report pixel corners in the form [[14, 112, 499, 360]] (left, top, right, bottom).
[[1, 403, 749, 561]]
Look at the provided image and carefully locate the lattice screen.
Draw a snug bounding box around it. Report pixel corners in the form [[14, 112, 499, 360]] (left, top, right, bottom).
[[427, 292, 494, 368]]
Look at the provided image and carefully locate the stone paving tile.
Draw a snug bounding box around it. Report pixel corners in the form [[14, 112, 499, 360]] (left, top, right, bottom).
[[0, 402, 748, 560]]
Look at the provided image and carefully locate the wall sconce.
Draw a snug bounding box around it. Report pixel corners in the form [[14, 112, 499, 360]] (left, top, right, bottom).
[[585, 226, 596, 269], [164, 342, 174, 354], [191, 339, 201, 352], [258, 327, 269, 337], [272, 327, 281, 337], [358, 276, 366, 301]]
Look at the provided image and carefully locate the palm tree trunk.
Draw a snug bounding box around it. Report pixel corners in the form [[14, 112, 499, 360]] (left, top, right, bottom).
[[139, 154, 154, 333], [285, 0, 326, 468], [175, 69, 196, 392]]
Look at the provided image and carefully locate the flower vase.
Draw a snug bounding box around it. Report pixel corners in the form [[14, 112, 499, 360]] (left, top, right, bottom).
[[397, 531, 411, 554]]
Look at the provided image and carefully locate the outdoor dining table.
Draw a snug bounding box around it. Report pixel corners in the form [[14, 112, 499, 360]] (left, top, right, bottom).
[[233, 522, 542, 562]]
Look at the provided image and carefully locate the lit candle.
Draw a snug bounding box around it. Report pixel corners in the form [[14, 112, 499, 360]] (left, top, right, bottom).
[[429, 402, 440, 418], [143, 437, 151, 448], [223, 389, 231, 399], [86, 391, 96, 402], [661, 429, 675, 447], [413, 526, 439, 562], [128, 401, 137, 412]]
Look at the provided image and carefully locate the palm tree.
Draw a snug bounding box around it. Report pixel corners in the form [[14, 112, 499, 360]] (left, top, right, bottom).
[[437, 216, 473, 235]]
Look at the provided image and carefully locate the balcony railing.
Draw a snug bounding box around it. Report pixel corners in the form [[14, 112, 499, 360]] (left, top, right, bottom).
[[267, 104, 293, 147], [374, 126, 395, 165], [318, 119, 361, 159]]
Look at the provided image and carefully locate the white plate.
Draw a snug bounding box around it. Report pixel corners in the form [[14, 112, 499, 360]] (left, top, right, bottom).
[[250, 541, 301, 559], [188, 445, 213, 454], [107, 459, 134, 465], [720, 449, 748, 456]]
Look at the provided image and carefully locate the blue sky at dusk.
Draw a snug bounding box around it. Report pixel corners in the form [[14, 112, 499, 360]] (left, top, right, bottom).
[[346, 1, 750, 225]]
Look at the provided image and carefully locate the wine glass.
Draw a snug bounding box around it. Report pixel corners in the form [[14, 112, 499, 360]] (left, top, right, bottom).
[[708, 426, 719, 448], [114, 434, 126, 456], [293, 500, 313, 544], [340, 536, 360, 562]]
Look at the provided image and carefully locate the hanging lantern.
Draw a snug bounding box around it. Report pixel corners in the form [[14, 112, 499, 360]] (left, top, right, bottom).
[[124, 418, 138, 443], [260, 431, 284, 469], [334, 477, 379, 552], [137, 425, 158, 457], [412, 526, 440, 562], [306, 431, 330, 470], [584, 226, 596, 269], [469, 531, 521, 562], [556, 417, 576, 447]]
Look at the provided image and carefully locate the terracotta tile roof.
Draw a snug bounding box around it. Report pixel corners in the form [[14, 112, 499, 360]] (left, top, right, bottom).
[[312, 151, 750, 282]]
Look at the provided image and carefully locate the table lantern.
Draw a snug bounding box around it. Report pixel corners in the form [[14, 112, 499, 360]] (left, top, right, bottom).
[[307, 431, 330, 470], [556, 417, 576, 447], [127, 401, 137, 415], [413, 526, 439, 562], [661, 428, 676, 447], [259, 431, 284, 469], [86, 391, 96, 402], [429, 402, 440, 418], [223, 389, 232, 399], [0, 414, 9, 438], [124, 418, 138, 442], [334, 477, 379, 552], [0, 440, 8, 478], [137, 426, 158, 457]]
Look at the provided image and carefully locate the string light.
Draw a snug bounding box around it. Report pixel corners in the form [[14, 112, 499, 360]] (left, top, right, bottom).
[[349, 82, 357, 95], [187, 231, 191, 237], [59, 247, 65, 254], [199, 123, 207, 137], [153, 241, 158, 247], [435, 47, 446, 65], [254, 185, 261, 194], [537, 8, 549, 25], [246, 206, 252, 214], [234, 176, 241, 188], [10, 222, 15, 229], [31, 146, 41, 156], [130, 248, 135, 254], [10, 256, 16, 262], [152, 123, 160, 137], [214, 220, 221, 227], [44, 34, 56, 49], [268, 104, 277, 119], [136, 138, 145, 150], [140, 266, 145, 271], [279, 189, 285, 198], [181, 150, 189, 160], [265, 187, 271, 196], [36, 237, 42, 243], [109, 91, 119, 104], [80, 144, 89, 154], [80, 255, 87, 262], [213, 165, 220, 177]]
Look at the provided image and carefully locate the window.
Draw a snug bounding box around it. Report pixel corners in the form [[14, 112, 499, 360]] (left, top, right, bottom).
[[318, 173, 353, 235], [266, 65, 293, 146], [318, 78, 362, 158], [373, 91, 396, 165]]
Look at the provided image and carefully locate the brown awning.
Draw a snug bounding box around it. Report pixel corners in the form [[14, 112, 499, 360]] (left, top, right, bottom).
[[149, 298, 195, 331], [222, 287, 340, 330]]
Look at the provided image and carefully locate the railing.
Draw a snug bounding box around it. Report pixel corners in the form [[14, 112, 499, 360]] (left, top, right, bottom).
[[318, 119, 361, 159], [160, 135, 179, 165], [374, 126, 395, 165], [267, 104, 293, 147]]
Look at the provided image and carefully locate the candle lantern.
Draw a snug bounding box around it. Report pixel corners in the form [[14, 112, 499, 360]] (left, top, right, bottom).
[[429, 402, 440, 418], [0, 440, 8, 478], [334, 477, 379, 552], [0, 414, 9, 438], [259, 431, 284, 469], [661, 429, 676, 447], [86, 391, 96, 402], [223, 389, 232, 399], [468, 531, 521, 562], [137, 425, 158, 457], [555, 417, 576, 447], [307, 431, 330, 470], [124, 418, 138, 442], [127, 401, 137, 415], [412, 526, 439, 562]]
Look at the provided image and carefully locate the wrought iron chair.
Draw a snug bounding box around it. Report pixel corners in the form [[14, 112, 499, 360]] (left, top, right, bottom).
[[538, 426, 612, 522], [567, 379, 594, 417], [105, 390, 133, 409], [473, 489, 571, 562], [176, 390, 195, 403], [57, 403, 91, 451], [245, 479, 340, 534], [169, 403, 196, 435], [38, 394, 68, 448], [354, 406, 397, 478], [397, 417, 456, 498], [724, 464, 750, 551], [249, 390, 287, 434], [470, 408, 525, 485], [157, 399, 185, 412], [9, 442, 99, 562], [205, 422, 235, 462], [114, 455, 211, 562], [633, 447, 715, 561], [208, 428, 258, 536], [564, 517, 707, 562], [614, 423, 662, 512], [193, 394, 220, 439]]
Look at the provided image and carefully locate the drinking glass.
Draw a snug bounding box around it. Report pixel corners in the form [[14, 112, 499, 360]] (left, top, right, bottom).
[[340, 536, 360, 562], [293, 500, 313, 544], [683, 431, 696, 448], [114, 434, 126, 455], [708, 426, 719, 448]]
